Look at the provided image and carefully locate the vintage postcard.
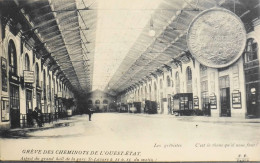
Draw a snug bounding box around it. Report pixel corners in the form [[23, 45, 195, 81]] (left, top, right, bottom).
[[0, 0, 260, 162]]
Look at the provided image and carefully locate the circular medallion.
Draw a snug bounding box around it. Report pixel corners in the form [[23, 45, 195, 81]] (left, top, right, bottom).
[[186, 8, 246, 68]]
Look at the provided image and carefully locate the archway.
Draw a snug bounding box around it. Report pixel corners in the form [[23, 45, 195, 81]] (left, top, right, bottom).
[[35, 63, 41, 111], [144, 86, 147, 100], [167, 76, 171, 87], [149, 84, 151, 100], [186, 66, 192, 93], [154, 82, 157, 102], [24, 53, 33, 115], [175, 72, 180, 93], [166, 76, 172, 115], [200, 64, 209, 115], [43, 70, 47, 113], [103, 99, 108, 111]]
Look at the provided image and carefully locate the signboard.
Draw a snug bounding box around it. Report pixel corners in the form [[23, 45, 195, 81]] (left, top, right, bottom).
[[232, 90, 242, 108], [193, 96, 199, 109], [24, 70, 35, 83], [11, 75, 19, 81], [210, 94, 217, 109], [1, 97, 10, 122], [1, 57, 7, 92]]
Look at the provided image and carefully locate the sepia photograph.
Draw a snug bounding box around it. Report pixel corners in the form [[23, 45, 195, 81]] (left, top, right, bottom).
[[0, 0, 260, 162]]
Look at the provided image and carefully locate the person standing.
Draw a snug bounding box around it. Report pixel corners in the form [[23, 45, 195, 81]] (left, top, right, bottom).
[[88, 108, 93, 121], [33, 107, 42, 127]]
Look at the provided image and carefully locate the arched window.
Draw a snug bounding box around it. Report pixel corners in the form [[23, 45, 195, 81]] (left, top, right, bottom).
[[135, 90, 137, 101], [103, 99, 108, 104], [160, 79, 163, 89], [154, 82, 157, 101], [186, 66, 192, 93], [176, 72, 180, 93], [145, 86, 147, 100], [244, 38, 258, 63], [186, 67, 192, 81], [8, 40, 17, 75], [167, 76, 171, 87], [24, 53, 30, 71], [140, 88, 143, 101], [200, 64, 209, 108], [35, 63, 39, 87], [149, 84, 152, 100], [95, 100, 100, 105], [53, 78, 55, 96], [137, 89, 139, 101], [54, 81, 56, 93]]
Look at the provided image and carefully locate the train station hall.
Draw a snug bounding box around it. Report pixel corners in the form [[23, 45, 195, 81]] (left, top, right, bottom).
[[0, 0, 259, 130], [1, 0, 260, 162]]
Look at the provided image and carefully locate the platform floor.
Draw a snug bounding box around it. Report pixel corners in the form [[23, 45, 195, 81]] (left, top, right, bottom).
[[1, 113, 260, 162]]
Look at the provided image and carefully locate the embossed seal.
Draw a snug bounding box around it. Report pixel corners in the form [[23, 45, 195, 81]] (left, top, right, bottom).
[[187, 8, 246, 68]]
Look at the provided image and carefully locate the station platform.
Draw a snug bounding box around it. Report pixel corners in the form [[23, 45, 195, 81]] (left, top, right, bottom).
[[128, 113, 260, 124], [1, 113, 260, 138], [0, 116, 78, 138]]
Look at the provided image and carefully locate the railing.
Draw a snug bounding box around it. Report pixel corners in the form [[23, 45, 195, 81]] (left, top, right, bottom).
[[20, 111, 68, 128], [42, 113, 53, 124]]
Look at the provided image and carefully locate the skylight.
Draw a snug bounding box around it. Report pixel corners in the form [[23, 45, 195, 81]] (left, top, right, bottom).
[[92, 0, 163, 91]]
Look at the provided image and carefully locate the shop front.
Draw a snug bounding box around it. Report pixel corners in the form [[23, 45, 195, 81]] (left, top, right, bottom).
[[8, 40, 20, 128], [171, 93, 193, 116], [243, 38, 260, 118]]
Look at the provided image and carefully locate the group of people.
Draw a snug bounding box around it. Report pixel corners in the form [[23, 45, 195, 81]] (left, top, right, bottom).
[[27, 107, 43, 127]]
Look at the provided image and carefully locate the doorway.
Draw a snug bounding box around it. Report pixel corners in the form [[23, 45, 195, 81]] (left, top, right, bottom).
[[201, 91, 210, 116], [167, 94, 171, 114], [219, 76, 231, 117], [36, 92, 41, 110], [220, 88, 231, 117], [10, 84, 20, 128], [26, 89, 32, 113], [104, 105, 108, 112], [246, 83, 260, 117]]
